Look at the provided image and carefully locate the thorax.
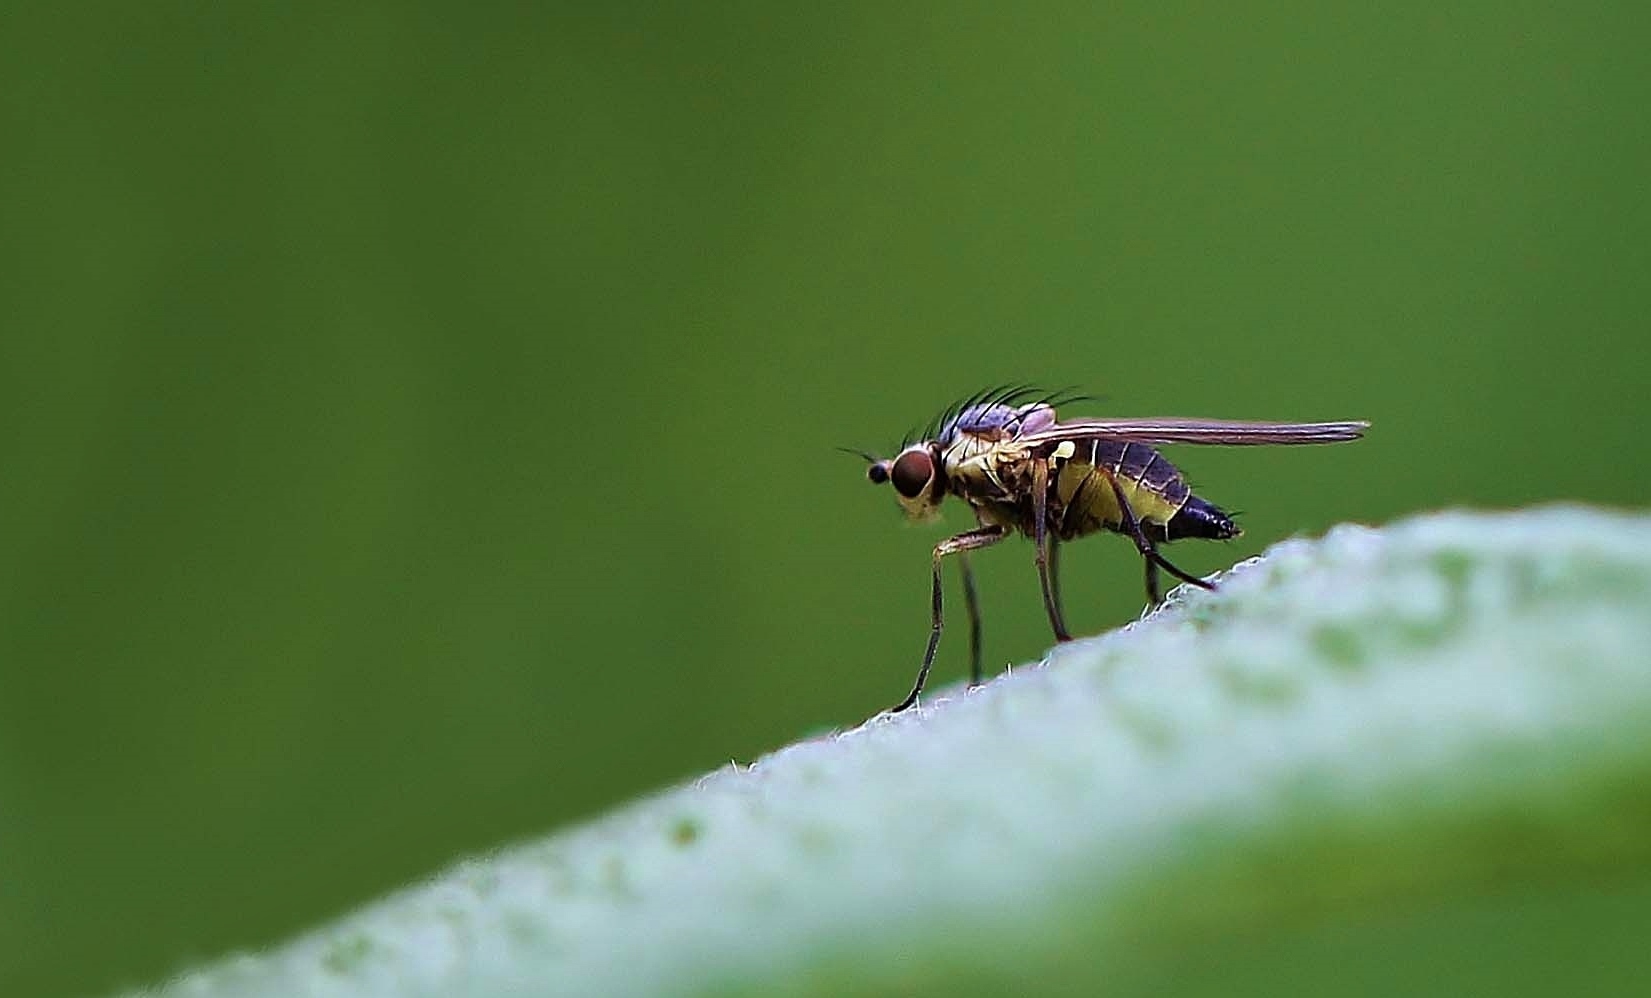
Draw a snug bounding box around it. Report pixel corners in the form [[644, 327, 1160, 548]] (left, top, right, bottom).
[[941, 435, 1033, 523]]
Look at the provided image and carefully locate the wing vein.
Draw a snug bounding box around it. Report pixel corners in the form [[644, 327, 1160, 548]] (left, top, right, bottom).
[[1019, 418, 1369, 446]]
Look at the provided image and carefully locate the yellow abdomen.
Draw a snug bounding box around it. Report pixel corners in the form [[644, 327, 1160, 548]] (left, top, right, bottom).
[[1053, 438, 1191, 538]]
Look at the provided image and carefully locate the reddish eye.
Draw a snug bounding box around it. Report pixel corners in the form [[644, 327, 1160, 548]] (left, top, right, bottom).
[[890, 450, 934, 499]]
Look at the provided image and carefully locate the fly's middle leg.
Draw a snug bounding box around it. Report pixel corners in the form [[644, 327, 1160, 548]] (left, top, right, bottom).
[[1029, 457, 1073, 642], [892, 523, 1009, 713], [1047, 538, 1066, 636], [958, 552, 983, 688]]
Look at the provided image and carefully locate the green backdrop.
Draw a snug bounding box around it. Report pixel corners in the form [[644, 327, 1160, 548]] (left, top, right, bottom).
[[2, 3, 1647, 995]]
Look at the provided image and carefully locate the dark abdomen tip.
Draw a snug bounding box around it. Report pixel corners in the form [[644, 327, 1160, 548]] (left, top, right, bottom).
[[1166, 496, 1240, 541]]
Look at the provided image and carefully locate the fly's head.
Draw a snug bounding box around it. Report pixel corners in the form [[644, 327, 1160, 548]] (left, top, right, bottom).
[[864, 442, 947, 522], [849, 387, 1075, 523]]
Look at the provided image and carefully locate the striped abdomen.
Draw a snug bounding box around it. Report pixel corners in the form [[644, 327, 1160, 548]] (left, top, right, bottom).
[[1049, 437, 1239, 542]]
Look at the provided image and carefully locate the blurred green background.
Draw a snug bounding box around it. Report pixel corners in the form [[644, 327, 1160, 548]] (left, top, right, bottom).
[[1, 3, 1647, 995]]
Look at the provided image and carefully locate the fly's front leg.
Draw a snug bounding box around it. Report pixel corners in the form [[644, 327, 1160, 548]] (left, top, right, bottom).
[[1097, 470, 1214, 604], [892, 524, 1009, 713], [1029, 457, 1072, 642]]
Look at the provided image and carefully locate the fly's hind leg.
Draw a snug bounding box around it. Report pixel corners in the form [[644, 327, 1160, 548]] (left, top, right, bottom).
[[892, 523, 1009, 713], [1143, 556, 1163, 606], [1097, 470, 1214, 605]]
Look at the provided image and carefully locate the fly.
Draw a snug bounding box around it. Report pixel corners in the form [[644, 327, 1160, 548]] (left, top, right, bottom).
[[849, 385, 1369, 712]]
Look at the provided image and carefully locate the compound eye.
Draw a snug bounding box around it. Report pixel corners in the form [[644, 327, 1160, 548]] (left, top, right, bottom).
[[889, 449, 934, 499], [867, 462, 890, 485]]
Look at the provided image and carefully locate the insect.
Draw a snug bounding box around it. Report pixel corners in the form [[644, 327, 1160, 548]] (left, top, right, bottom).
[[849, 385, 1369, 712]]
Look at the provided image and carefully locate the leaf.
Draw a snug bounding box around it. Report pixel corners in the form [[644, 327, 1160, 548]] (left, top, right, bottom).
[[129, 506, 1651, 998]]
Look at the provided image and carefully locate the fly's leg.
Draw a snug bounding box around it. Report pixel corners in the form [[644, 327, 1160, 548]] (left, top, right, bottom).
[[1098, 470, 1214, 604], [1029, 457, 1073, 642], [893, 524, 1009, 713], [1048, 538, 1067, 636], [959, 552, 983, 688]]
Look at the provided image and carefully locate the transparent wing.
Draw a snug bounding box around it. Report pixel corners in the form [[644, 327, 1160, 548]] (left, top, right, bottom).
[[1017, 417, 1370, 446]]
